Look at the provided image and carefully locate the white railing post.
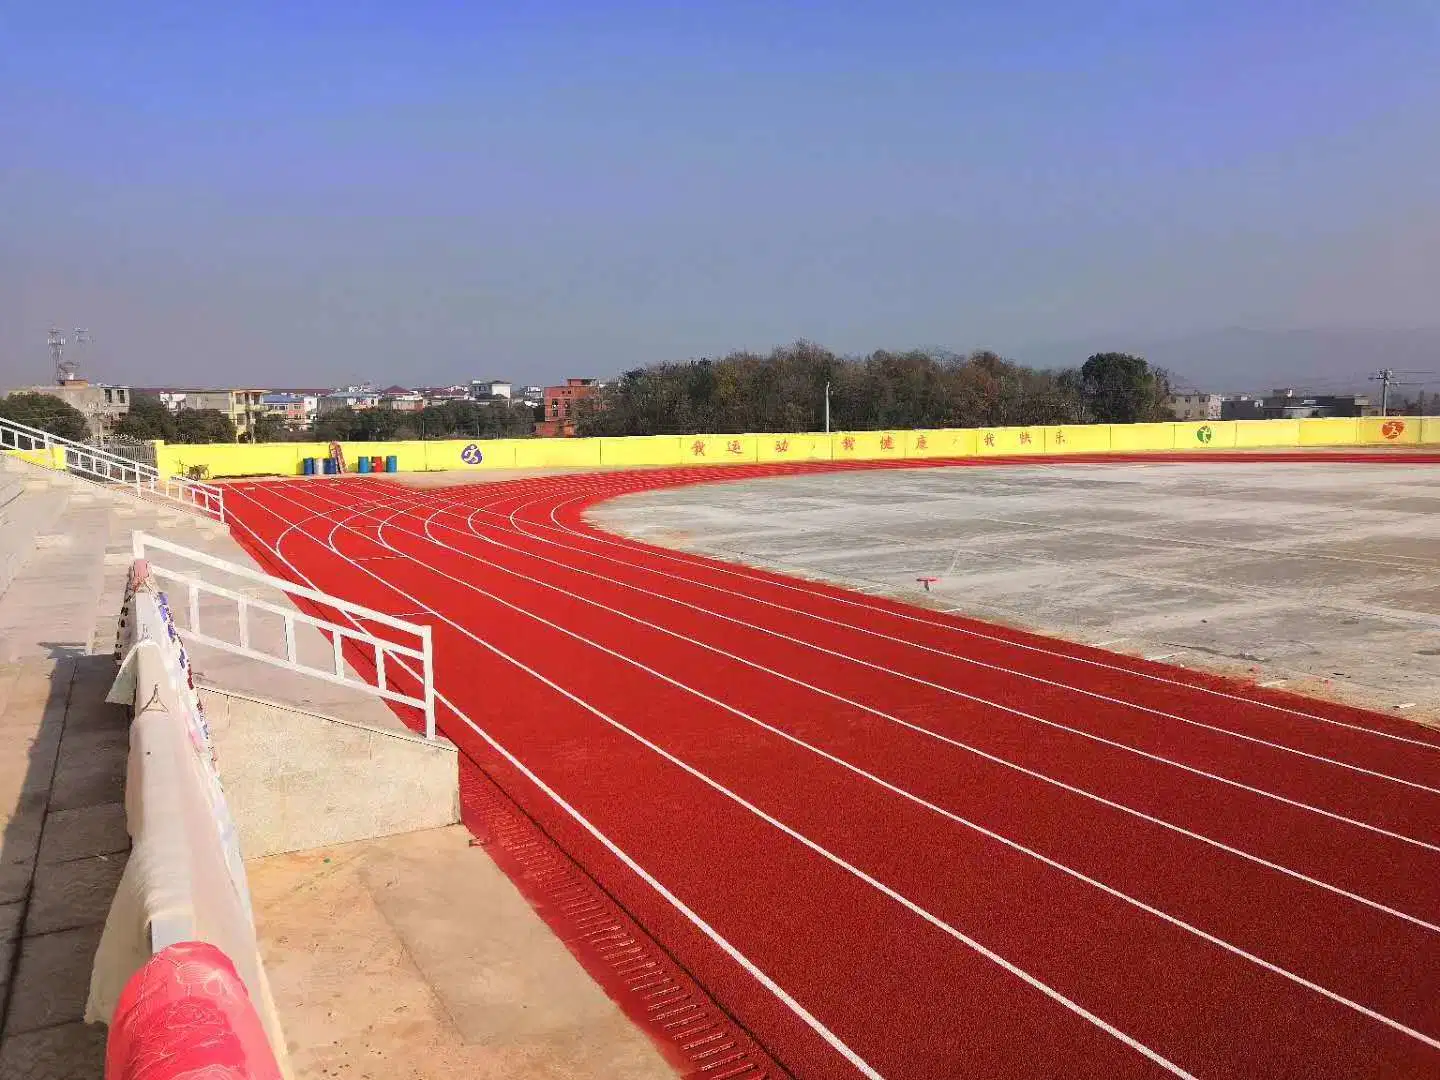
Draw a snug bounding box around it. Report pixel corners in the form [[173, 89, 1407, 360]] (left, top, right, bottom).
[[0, 415, 223, 522], [130, 533, 437, 737], [421, 626, 436, 740]]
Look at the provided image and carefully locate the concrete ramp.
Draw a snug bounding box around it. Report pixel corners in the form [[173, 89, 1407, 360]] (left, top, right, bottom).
[[200, 687, 459, 859]]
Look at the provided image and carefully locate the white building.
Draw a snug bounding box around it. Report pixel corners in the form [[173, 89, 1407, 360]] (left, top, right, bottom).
[[470, 380, 512, 400]]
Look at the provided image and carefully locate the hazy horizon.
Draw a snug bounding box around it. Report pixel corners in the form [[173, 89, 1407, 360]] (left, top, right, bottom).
[[4, 4, 1438, 394]]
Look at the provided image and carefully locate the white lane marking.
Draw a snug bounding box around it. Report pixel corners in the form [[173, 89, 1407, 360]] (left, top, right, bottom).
[[299, 483, 1440, 936], [524, 469, 1440, 752], [223, 482, 885, 1080], [237, 480, 1201, 1079], [317, 478, 1440, 852], [476, 487, 1440, 792], [322, 484, 1440, 1044]]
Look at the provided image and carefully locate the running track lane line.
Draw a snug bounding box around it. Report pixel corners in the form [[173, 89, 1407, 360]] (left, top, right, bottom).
[[504, 484, 1440, 790], [338, 472, 1440, 785], [523, 460, 1440, 750], [280, 480, 1439, 1053], [221, 483, 879, 1078], [310, 478, 1440, 853], [539, 480, 1440, 760], [335, 470, 1440, 780], [228, 479, 1204, 1079], [218, 478, 1440, 1077], [297, 479, 1440, 931]]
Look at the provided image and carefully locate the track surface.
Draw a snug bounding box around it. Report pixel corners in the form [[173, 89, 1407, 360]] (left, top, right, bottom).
[[223, 455, 1440, 1079]]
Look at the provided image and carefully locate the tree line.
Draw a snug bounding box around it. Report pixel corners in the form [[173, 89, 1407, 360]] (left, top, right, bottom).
[[112, 395, 538, 443], [574, 344, 1173, 436], [1, 346, 1174, 447], [307, 399, 538, 442]]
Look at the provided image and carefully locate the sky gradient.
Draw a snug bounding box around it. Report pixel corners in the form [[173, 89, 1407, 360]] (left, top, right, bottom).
[[2, 2, 1437, 391]]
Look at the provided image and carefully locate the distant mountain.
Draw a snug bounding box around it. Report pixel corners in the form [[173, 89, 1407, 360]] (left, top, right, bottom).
[[1010, 328, 1440, 395]]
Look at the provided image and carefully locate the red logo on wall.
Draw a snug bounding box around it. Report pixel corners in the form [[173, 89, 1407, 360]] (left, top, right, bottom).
[[1381, 419, 1406, 441]]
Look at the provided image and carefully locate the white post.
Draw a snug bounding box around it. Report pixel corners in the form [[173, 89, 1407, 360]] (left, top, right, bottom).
[[824, 381, 831, 434], [421, 626, 436, 740]]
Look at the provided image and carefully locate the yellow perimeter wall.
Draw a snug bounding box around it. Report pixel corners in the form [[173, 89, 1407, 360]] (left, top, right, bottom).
[[150, 416, 1440, 479]]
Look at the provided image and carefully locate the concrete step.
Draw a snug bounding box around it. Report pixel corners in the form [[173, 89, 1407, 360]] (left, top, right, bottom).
[[0, 502, 112, 662], [0, 486, 73, 599]]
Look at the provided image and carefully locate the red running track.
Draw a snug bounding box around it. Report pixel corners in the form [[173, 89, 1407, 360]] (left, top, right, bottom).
[[221, 455, 1440, 1079]]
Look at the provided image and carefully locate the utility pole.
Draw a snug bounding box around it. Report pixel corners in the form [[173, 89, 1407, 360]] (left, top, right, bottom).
[[49, 326, 90, 384], [1371, 369, 1394, 415], [824, 381, 831, 434]]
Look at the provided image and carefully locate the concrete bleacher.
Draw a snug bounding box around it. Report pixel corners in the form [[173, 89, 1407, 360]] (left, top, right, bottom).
[[0, 455, 674, 1080]]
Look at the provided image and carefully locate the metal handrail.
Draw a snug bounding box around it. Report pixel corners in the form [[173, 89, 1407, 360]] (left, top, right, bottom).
[[0, 414, 225, 522], [131, 532, 438, 738]]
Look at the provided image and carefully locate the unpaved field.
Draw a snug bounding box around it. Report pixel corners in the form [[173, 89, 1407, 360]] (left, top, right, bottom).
[[592, 459, 1440, 726]]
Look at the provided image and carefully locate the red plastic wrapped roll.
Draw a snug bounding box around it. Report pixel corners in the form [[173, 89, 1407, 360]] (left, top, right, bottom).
[[106, 941, 283, 1080]]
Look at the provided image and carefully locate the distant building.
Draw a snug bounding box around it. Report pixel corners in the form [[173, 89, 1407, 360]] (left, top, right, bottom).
[[535, 378, 600, 437], [380, 385, 425, 412], [519, 384, 544, 406], [470, 380, 512, 401], [261, 392, 319, 425], [146, 387, 268, 435], [419, 385, 471, 407], [319, 386, 381, 412], [1220, 395, 1265, 421], [1259, 389, 1378, 419], [20, 379, 132, 433], [1166, 391, 1222, 421]]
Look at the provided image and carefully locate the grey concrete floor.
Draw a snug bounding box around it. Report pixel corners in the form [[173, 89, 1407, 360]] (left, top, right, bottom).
[[592, 460, 1440, 724]]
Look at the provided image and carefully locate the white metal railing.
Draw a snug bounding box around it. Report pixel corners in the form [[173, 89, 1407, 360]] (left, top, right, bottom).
[[131, 531, 438, 739], [0, 414, 225, 522]]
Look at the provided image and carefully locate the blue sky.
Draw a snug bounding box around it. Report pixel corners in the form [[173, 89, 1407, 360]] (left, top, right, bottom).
[[2, 2, 1437, 389]]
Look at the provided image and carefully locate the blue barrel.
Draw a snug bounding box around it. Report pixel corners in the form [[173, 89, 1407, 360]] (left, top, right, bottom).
[[385, 455, 398, 473], [322, 457, 337, 475], [357, 456, 371, 473], [302, 457, 316, 476]]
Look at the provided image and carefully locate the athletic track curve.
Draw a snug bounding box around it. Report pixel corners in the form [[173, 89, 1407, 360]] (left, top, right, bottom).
[[221, 453, 1440, 1079]]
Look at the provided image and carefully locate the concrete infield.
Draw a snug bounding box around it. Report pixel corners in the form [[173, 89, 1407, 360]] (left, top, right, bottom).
[[592, 457, 1440, 726]]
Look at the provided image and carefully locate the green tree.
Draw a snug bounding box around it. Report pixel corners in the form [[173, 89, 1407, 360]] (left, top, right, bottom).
[[115, 394, 175, 441], [314, 408, 360, 441], [1077, 352, 1173, 423], [171, 409, 237, 444], [247, 414, 289, 443], [574, 342, 1091, 436], [0, 391, 91, 441]]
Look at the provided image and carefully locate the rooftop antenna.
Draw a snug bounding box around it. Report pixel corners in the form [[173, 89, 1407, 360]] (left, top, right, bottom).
[[49, 326, 90, 384]]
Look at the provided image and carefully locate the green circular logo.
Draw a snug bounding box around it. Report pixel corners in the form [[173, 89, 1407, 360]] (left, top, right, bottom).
[[1196, 425, 1213, 444]]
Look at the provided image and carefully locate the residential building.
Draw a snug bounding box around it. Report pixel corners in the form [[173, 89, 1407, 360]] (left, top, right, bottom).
[[319, 386, 381, 412], [519, 384, 544, 406], [1165, 391, 1222, 421], [144, 387, 268, 435], [470, 380, 512, 401], [21, 379, 132, 433], [380, 385, 425, 412], [420, 385, 471, 407], [261, 392, 320, 425], [535, 378, 600, 437]]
